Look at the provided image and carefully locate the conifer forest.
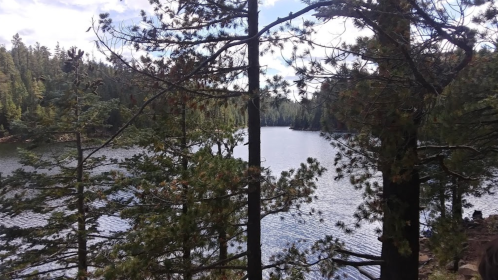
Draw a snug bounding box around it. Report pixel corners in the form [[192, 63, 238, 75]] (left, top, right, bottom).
[[1, 0, 498, 279]]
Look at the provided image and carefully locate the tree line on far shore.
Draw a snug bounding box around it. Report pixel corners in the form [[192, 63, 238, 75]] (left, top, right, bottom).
[[0, 36, 333, 139]]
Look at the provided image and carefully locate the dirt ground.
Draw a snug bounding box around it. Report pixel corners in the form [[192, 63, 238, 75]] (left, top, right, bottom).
[[419, 215, 498, 279]]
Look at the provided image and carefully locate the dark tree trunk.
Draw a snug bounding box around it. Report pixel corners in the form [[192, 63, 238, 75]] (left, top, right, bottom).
[[218, 214, 228, 278], [181, 99, 192, 280], [439, 182, 446, 219], [451, 178, 463, 223], [216, 141, 228, 277], [74, 61, 87, 280], [377, 1, 420, 279], [380, 125, 420, 280], [76, 131, 87, 280], [247, 0, 262, 278], [451, 177, 463, 271]]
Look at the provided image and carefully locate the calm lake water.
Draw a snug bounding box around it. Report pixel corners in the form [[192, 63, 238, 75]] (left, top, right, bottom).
[[1, 127, 497, 279]]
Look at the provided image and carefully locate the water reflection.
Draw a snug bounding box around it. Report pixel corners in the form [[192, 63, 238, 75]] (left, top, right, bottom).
[[1, 127, 497, 279]]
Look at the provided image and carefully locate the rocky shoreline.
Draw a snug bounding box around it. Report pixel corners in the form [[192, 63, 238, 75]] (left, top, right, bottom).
[[420, 215, 498, 280]]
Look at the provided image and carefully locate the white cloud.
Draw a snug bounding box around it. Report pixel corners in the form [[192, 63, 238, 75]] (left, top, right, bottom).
[[0, 0, 373, 99], [0, 0, 152, 61], [263, 0, 281, 7]]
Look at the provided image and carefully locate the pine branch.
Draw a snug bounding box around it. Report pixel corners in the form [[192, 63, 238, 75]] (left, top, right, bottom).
[[335, 248, 382, 260], [354, 9, 441, 96], [407, 0, 474, 88], [86, 0, 336, 161], [262, 256, 383, 270], [437, 154, 477, 181], [418, 145, 479, 153], [5, 265, 79, 279]]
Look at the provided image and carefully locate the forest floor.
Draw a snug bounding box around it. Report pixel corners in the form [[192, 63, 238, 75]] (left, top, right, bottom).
[[419, 215, 498, 280]]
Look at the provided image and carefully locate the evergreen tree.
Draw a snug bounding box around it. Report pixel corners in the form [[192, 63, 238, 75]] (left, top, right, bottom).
[[418, 49, 498, 268], [0, 48, 119, 279], [94, 1, 341, 279], [299, 0, 493, 279], [0, 45, 23, 130], [90, 51, 328, 279]]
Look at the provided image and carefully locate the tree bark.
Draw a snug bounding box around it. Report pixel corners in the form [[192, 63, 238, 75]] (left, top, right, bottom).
[[181, 98, 192, 280], [76, 132, 87, 279], [75, 59, 87, 280], [247, 0, 262, 278], [451, 177, 463, 271], [451, 178, 463, 223], [439, 181, 446, 219], [377, 1, 420, 279], [380, 130, 420, 280]]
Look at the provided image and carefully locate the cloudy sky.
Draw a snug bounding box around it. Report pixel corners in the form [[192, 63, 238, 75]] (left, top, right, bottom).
[[0, 0, 366, 93], [1, 0, 160, 54]]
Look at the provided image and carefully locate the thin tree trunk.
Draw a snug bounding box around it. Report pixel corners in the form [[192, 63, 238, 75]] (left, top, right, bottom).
[[216, 142, 228, 277], [439, 181, 446, 219], [181, 99, 192, 280], [76, 131, 87, 280], [74, 58, 87, 280], [247, 0, 262, 278], [451, 177, 463, 271], [451, 178, 462, 223]]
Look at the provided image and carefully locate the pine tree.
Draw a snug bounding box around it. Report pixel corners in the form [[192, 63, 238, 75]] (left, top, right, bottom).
[[94, 1, 337, 279], [91, 51, 327, 279], [302, 0, 489, 279], [0, 48, 119, 279], [0, 45, 23, 130], [418, 49, 498, 269]]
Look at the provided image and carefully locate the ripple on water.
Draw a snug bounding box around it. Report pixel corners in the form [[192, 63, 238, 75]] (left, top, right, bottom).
[[2, 127, 497, 279]]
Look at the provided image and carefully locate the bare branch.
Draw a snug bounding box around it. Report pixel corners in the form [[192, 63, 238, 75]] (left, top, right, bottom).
[[418, 145, 480, 153], [336, 248, 382, 261]]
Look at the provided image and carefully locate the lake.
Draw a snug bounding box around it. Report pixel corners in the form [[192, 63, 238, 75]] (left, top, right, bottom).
[[1, 127, 497, 279]]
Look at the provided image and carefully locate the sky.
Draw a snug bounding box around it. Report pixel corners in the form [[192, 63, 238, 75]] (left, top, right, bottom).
[[0, 0, 368, 95], [0, 0, 356, 47], [0, 0, 493, 88], [0, 0, 156, 56]]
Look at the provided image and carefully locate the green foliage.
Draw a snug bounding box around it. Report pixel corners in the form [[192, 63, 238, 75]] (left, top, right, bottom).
[[95, 86, 327, 278], [0, 48, 120, 279], [428, 270, 458, 280], [0, 35, 147, 137], [415, 50, 498, 271], [261, 95, 300, 127], [298, 0, 496, 279], [0, 35, 302, 138], [428, 216, 467, 267]]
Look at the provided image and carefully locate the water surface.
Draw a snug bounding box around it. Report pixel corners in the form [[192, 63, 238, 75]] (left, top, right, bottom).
[[1, 127, 497, 279]]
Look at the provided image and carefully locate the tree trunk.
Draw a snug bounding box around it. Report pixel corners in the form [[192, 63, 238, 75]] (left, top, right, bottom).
[[216, 142, 228, 277], [247, 0, 262, 278], [439, 182, 446, 219], [377, 1, 420, 279], [451, 177, 463, 271], [74, 59, 87, 280], [76, 132, 87, 280], [181, 99, 192, 280], [451, 178, 462, 223], [380, 126, 420, 280]]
